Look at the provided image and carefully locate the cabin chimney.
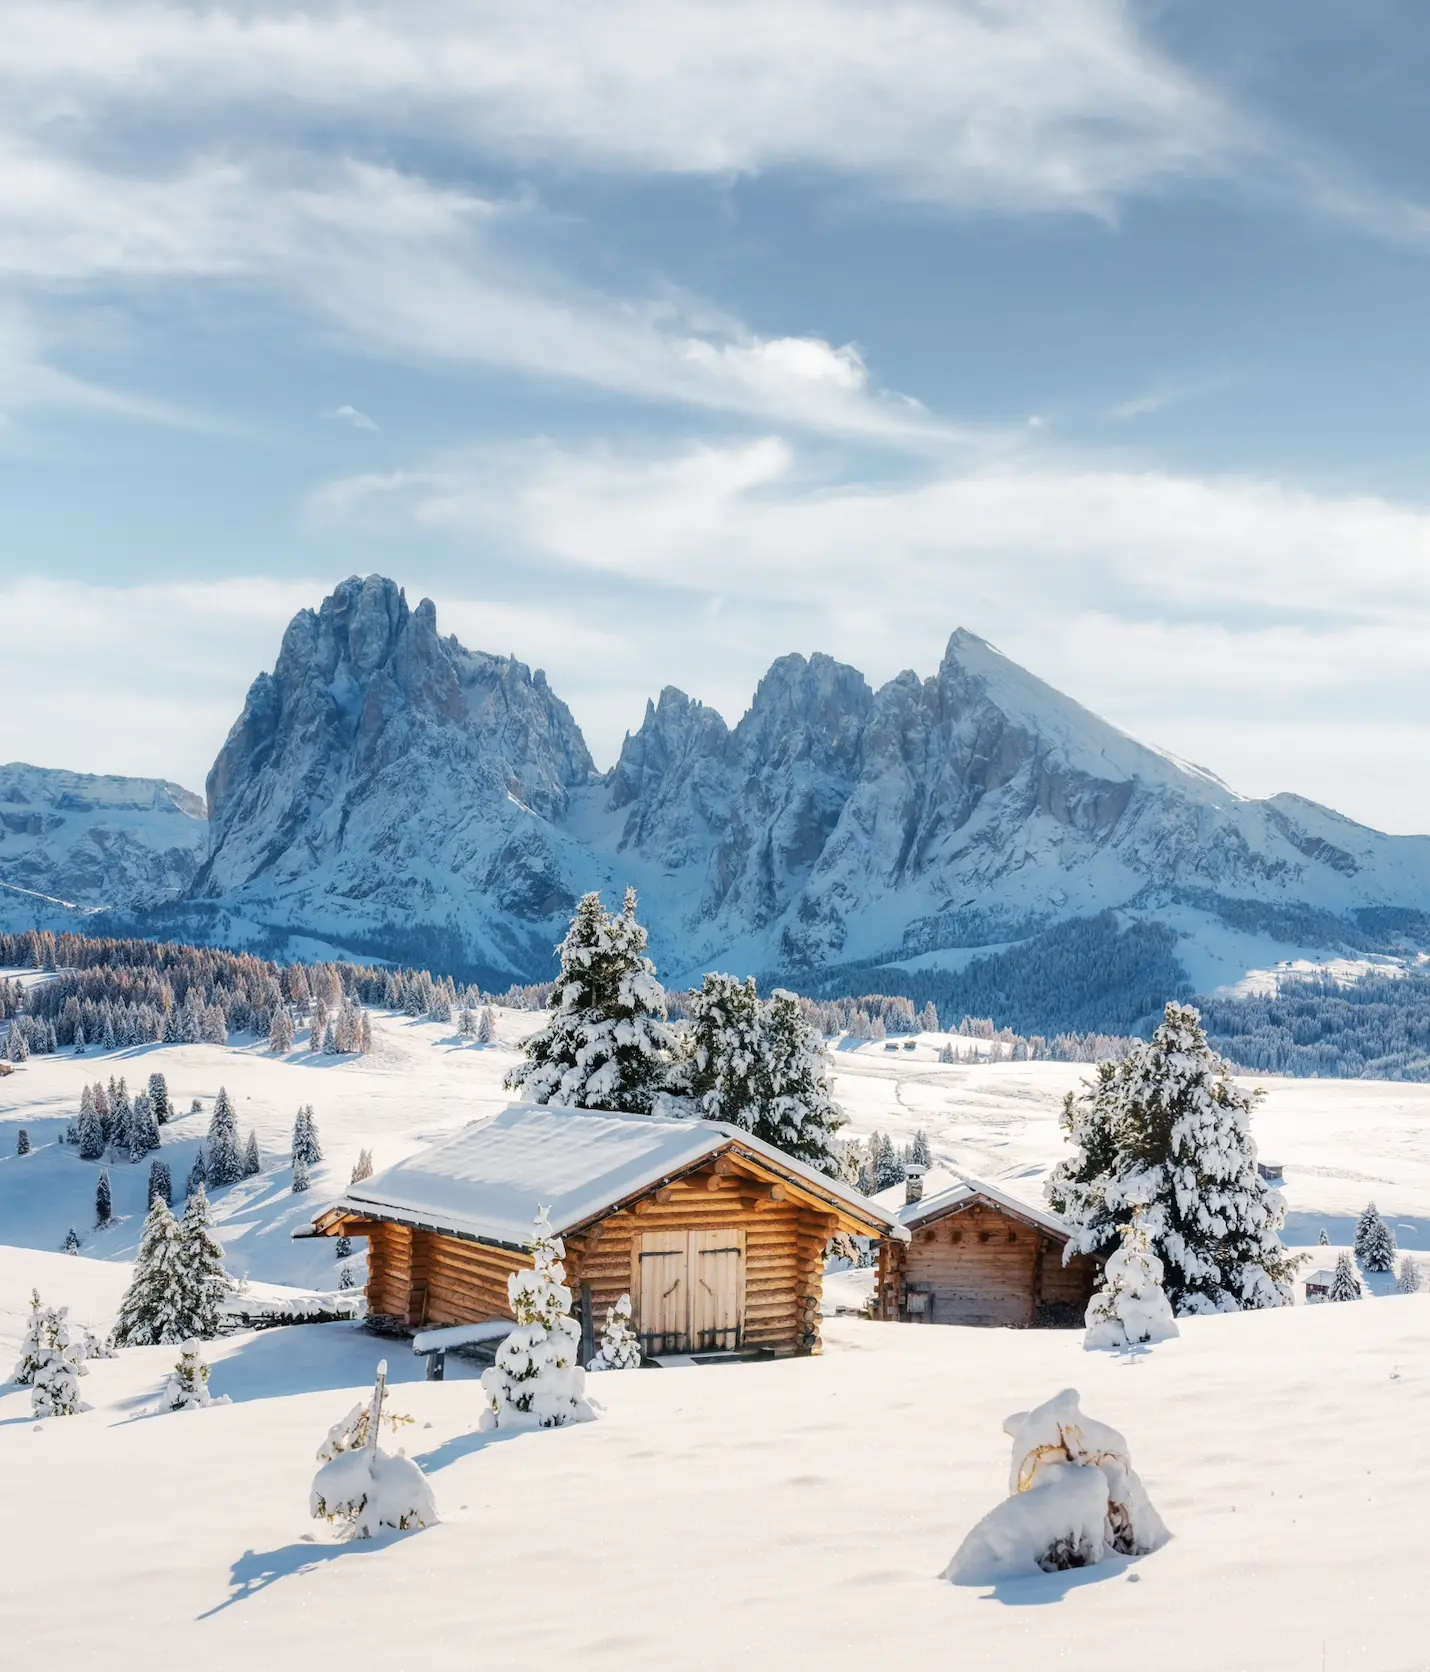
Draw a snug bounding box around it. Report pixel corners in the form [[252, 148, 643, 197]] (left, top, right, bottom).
[[904, 1164, 927, 1206]]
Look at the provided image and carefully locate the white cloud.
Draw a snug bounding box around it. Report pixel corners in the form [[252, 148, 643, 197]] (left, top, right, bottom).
[[325, 404, 378, 432]]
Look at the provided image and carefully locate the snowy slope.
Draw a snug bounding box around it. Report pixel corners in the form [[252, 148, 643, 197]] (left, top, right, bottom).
[[0, 1257, 1426, 1671], [0, 763, 207, 930]]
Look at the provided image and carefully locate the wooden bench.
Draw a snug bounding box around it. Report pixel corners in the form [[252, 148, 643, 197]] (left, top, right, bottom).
[[411, 1320, 511, 1380]]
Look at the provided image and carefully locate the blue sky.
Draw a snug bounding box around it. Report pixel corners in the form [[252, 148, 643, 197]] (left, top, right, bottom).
[[5, 2, 1430, 830]]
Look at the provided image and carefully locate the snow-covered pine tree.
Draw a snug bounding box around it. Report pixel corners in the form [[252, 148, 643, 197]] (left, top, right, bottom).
[[206, 1087, 242, 1187], [185, 1147, 207, 1198], [687, 972, 764, 1128], [16, 1127, 30, 1155], [111, 1077, 132, 1149], [129, 1092, 160, 1158], [148, 1159, 172, 1208], [587, 1292, 640, 1371], [350, 1148, 374, 1183], [480, 1208, 594, 1430], [147, 1072, 170, 1125], [113, 1197, 185, 1345], [269, 1005, 295, 1054], [1084, 1212, 1179, 1350], [30, 1306, 89, 1418], [292, 1105, 322, 1166], [477, 1006, 495, 1045], [160, 1341, 221, 1411], [11, 1289, 46, 1382], [63, 1227, 80, 1254], [76, 1085, 103, 1160], [243, 1131, 260, 1178], [1047, 1003, 1298, 1315], [10, 1024, 29, 1062], [73, 1022, 85, 1054], [1328, 1250, 1361, 1302], [457, 1005, 474, 1039], [188, 1097, 202, 1117], [335, 1235, 353, 1260], [938, 1042, 955, 1064], [1358, 1206, 1396, 1273], [339, 1265, 355, 1289], [873, 1132, 903, 1190], [1353, 1202, 1381, 1261], [504, 889, 675, 1114], [175, 1186, 233, 1337], [1318, 1228, 1331, 1246], [910, 1130, 933, 1169], [95, 1168, 113, 1226], [1395, 1255, 1423, 1294], [759, 990, 845, 1174], [919, 1001, 940, 1034], [292, 1153, 311, 1193], [358, 1011, 373, 1054]]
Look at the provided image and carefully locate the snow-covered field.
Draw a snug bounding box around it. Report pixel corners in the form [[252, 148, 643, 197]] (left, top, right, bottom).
[[4, 994, 1430, 1668]]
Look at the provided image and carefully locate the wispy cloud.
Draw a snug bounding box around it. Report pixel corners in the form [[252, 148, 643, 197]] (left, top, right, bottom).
[[325, 403, 378, 432]]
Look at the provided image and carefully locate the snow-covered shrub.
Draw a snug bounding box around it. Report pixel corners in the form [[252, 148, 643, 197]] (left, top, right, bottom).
[[1328, 1251, 1362, 1302], [311, 1362, 434, 1539], [82, 1327, 116, 1361], [11, 1289, 47, 1383], [16, 1127, 30, 1155], [587, 1293, 640, 1371], [1396, 1255, 1423, 1295], [944, 1388, 1168, 1584], [480, 1209, 594, 1430], [29, 1305, 90, 1419], [292, 1154, 311, 1193], [504, 889, 676, 1114], [159, 1340, 229, 1411], [62, 1227, 80, 1255], [1084, 1214, 1179, 1351], [1047, 1003, 1298, 1314]]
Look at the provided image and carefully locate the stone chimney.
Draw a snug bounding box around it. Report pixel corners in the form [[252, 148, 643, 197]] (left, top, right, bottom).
[[904, 1164, 927, 1206]]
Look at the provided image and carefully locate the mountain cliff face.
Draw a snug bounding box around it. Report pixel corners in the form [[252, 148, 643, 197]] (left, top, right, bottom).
[[191, 574, 596, 974], [0, 764, 207, 931], [8, 575, 1430, 1024]]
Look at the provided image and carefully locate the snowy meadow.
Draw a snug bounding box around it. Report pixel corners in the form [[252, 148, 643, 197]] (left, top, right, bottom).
[[3, 989, 1429, 1668]]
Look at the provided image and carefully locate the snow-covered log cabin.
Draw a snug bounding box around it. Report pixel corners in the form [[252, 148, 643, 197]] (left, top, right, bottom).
[[875, 1171, 1101, 1327], [309, 1103, 908, 1358]]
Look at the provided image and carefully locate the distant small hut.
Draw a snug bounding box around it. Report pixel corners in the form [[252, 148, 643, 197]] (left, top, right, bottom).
[[876, 1169, 1101, 1328], [308, 1103, 907, 1359]]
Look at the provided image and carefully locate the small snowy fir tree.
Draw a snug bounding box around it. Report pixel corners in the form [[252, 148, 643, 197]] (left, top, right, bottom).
[[505, 889, 676, 1114], [1353, 1202, 1380, 1261], [147, 1159, 173, 1208], [311, 1361, 435, 1539], [909, 1129, 933, 1169], [350, 1147, 374, 1184], [30, 1305, 90, 1419], [919, 1000, 940, 1034], [1084, 1214, 1179, 1351], [1047, 1004, 1298, 1315], [1318, 1228, 1331, 1246], [335, 1234, 353, 1260], [76, 1093, 105, 1162], [95, 1168, 113, 1227], [688, 972, 765, 1128], [158, 1340, 228, 1412], [480, 1208, 594, 1430], [938, 1042, 955, 1064], [339, 1265, 356, 1289], [242, 1130, 261, 1178], [62, 1227, 80, 1255], [477, 1005, 495, 1045], [147, 1071, 171, 1125], [292, 1153, 311, 1193], [11, 1289, 47, 1383], [128, 1091, 161, 1158], [1395, 1254, 1423, 1294], [587, 1292, 641, 1371], [113, 1196, 186, 1345], [16, 1127, 30, 1155], [175, 1185, 233, 1337], [1358, 1206, 1397, 1273], [269, 1006, 295, 1055], [873, 1132, 903, 1191], [206, 1087, 242, 1187], [1328, 1250, 1362, 1302], [185, 1147, 207, 1199], [293, 1104, 322, 1165], [943, 1388, 1168, 1584]]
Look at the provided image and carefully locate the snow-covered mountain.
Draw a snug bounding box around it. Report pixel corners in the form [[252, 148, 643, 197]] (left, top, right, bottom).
[[9, 574, 1430, 1026], [0, 764, 207, 932]]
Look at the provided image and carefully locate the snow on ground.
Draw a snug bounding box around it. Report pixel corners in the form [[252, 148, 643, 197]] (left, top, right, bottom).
[[1, 1239, 1426, 1671]]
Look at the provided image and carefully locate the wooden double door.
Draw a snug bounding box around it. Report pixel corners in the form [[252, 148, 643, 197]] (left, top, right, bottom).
[[637, 1228, 746, 1354]]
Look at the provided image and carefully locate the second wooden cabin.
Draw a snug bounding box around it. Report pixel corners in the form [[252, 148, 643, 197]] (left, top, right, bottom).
[[310, 1103, 907, 1358], [876, 1170, 1101, 1327]]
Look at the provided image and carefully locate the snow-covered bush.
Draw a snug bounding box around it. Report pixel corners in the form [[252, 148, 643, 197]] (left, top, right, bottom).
[[11, 1289, 47, 1383], [587, 1293, 640, 1371], [1328, 1251, 1362, 1302], [159, 1340, 229, 1411], [944, 1388, 1168, 1584], [1047, 1003, 1298, 1314], [1396, 1255, 1423, 1295], [504, 889, 676, 1114], [1084, 1215, 1179, 1351], [480, 1209, 594, 1430], [62, 1227, 80, 1255], [29, 1305, 90, 1419], [311, 1362, 434, 1539]]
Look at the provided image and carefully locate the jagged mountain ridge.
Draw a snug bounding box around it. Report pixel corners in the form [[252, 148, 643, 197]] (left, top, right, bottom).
[[7, 574, 1430, 1021]]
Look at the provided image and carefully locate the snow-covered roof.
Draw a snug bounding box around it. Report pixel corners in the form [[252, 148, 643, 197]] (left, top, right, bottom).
[[875, 1169, 1076, 1241], [320, 1102, 906, 1248]]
